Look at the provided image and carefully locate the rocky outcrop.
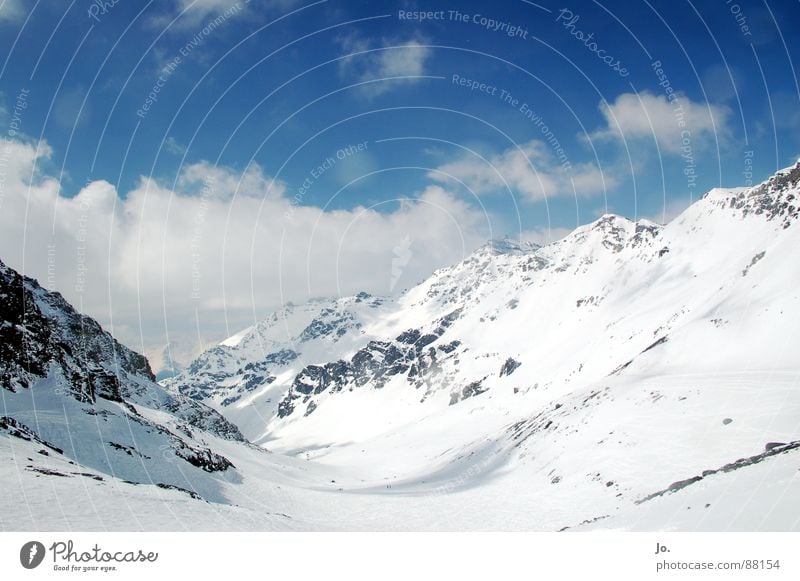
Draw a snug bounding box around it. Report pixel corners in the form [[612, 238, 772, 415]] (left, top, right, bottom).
[[0, 259, 244, 443], [277, 309, 464, 418]]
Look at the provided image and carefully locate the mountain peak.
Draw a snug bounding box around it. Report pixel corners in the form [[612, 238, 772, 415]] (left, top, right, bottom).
[[697, 160, 800, 229], [592, 213, 632, 229]]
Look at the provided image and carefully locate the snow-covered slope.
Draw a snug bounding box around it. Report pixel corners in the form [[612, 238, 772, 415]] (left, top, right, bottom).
[[237, 162, 799, 452], [0, 260, 248, 506], [162, 161, 800, 530], [163, 292, 393, 439], [3, 162, 799, 531]]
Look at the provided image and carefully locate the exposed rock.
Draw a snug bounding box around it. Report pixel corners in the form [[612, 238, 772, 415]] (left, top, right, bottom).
[[499, 357, 521, 377]]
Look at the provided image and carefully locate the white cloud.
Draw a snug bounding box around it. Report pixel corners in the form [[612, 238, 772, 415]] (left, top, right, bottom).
[[338, 34, 432, 98], [178, 0, 240, 14], [0, 0, 25, 22], [164, 136, 187, 156], [0, 137, 488, 357], [591, 91, 731, 153], [519, 227, 574, 246], [429, 140, 618, 202], [147, 0, 250, 29]]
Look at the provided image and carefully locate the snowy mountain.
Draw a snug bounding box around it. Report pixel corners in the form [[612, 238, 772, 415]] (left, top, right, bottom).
[[173, 163, 800, 448], [2, 162, 799, 531], [0, 259, 246, 507], [163, 292, 390, 438]]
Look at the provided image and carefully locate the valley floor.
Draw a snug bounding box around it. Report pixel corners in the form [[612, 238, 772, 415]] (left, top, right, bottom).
[[3, 371, 799, 531]]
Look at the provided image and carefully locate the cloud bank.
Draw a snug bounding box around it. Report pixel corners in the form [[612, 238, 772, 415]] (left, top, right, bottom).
[[0, 137, 489, 359], [338, 34, 433, 97], [592, 91, 731, 154], [428, 139, 618, 201], [0, 0, 25, 22]]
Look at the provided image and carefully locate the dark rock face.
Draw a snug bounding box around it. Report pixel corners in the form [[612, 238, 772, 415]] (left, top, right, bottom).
[[174, 442, 234, 472], [292, 361, 352, 396], [449, 380, 487, 405], [0, 260, 153, 401], [163, 395, 244, 441], [396, 329, 421, 344], [0, 259, 244, 442], [172, 344, 295, 405], [719, 162, 800, 228], [277, 391, 299, 418], [636, 439, 800, 505], [499, 357, 521, 377], [277, 308, 465, 418], [168, 297, 385, 409], [299, 309, 360, 342], [742, 251, 766, 276], [630, 223, 661, 247], [155, 483, 203, 500], [594, 216, 629, 253], [0, 270, 51, 391], [0, 416, 63, 454], [262, 349, 299, 367]]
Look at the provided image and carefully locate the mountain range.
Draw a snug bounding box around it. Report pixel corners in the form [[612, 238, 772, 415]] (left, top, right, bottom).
[[2, 162, 799, 531]]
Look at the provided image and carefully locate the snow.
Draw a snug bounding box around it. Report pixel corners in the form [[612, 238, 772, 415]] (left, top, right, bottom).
[[2, 162, 800, 530], [219, 326, 254, 348]]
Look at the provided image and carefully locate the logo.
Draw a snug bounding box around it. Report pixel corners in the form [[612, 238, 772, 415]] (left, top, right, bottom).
[[390, 234, 413, 292], [20, 541, 46, 569]]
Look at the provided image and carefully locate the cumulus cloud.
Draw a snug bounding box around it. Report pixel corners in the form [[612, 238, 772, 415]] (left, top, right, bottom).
[[428, 140, 618, 202], [338, 34, 432, 98], [164, 136, 187, 156], [0, 137, 488, 358], [0, 0, 25, 22], [177, 0, 242, 14], [147, 0, 251, 29], [591, 91, 731, 153]]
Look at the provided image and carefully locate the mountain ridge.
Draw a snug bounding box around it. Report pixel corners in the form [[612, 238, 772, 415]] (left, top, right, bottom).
[[2, 161, 799, 531], [167, 161, 800, 451]]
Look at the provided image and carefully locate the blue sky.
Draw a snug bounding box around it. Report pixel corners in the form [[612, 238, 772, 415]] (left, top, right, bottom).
[[1, 0, 799, 358], [3, 0, 798, 224]]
